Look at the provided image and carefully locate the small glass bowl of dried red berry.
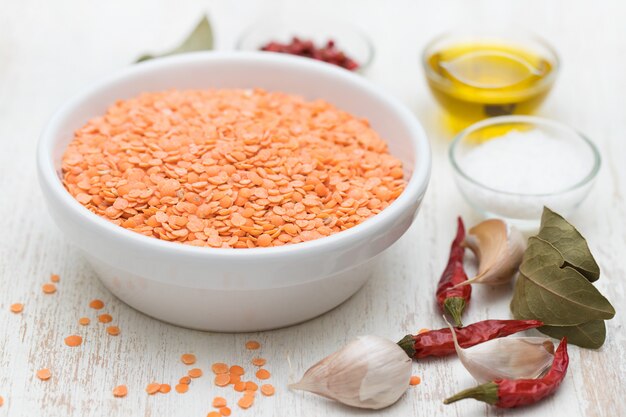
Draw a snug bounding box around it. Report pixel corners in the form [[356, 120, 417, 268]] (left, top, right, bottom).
[[236, 16, 374, 72]]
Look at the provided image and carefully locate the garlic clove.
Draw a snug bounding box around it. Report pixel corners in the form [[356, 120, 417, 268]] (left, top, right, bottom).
[[289, 335, 412, 410], [462, 219, 526, 286], [447, 319, 554, 383]]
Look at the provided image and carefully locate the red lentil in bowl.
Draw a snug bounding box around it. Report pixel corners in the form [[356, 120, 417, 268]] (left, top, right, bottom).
[[38, 52, 429, 330], [62, 88, 406, 249]]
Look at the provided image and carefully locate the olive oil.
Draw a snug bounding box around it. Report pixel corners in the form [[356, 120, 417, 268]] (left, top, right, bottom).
[[425, 42, 556, 130]]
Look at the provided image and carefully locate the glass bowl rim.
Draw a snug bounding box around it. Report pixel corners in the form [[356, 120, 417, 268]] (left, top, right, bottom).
[[235, 16, 375, 71], [421, 29, 561, 90], [449, 115, 601, 197]]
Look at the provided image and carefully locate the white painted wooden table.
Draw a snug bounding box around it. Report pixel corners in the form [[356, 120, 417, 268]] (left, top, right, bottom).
[[1, 1, 624, 416]]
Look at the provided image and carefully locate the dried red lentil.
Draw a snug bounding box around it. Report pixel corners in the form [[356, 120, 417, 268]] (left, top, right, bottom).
[[188, 368, 203, 378], [181, 353, 196, 365], [98, 314, 113, 323], [62, 89, 405, 249], [89, 299, 105, 310], [251, 357, 266, 367], [78, 317, 90, 325], [10, 303, 23, 314], [36, 369, 52, 381], [212, 397, 227, 408], [228, 373, 241, 384], [50, 274, 60, 283], [237, 396, 254, 409], [255, 369, 270, 380], [410, 375, 421, 386], [146, 382, 161, 394], [215, 374, 230, 387], [229, 365, 244, 375], [42, 283, 56, 294], [245, 340, 260, 350], [113, 385, 128, 397], [64, 335, 82, 347], [106, 326, 121, 336], [260, 384, 275, 396], [212, 362, 229, 374], [159, 384, 172, 393]]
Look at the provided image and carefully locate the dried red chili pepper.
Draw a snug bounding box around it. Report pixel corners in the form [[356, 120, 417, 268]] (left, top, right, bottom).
[[436, 217, 471, 327], [260, 37, 359, 71], [444, 337, 569, 408], [397, 319, 544, 359]]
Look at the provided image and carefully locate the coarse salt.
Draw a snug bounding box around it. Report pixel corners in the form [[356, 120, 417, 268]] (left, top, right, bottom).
[[460, 129, 591, 194], [456, 128, 594, 221]]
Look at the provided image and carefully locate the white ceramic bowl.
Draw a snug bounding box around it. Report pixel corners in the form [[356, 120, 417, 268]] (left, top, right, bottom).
[[37, 52, 431, 332]]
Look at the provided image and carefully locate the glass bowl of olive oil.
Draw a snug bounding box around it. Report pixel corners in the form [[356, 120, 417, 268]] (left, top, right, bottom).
[[423, 31, 559, 130]]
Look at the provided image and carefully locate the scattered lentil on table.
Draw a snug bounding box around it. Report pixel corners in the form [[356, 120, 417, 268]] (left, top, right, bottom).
[[11, 273, 277, 413], [64, 335, 83, 347], [106, 326, 120, 336], [113, 385, 128, 398], [212, 362, 229, 374], [10, 303, 23, 314], [98, 314, 112, 323], [255, 369, 270, 380], [260, 384, 275, 396], [229, 365, 244, 375], [61, 89, 405, 249], [245, 340, 261, 350], [251, 357, 266, 366], [146, 382, 161, 395], [214, 374, 230, 387], [181, 353, 197, 365], [212, 397, 227, 408], [42, 283, 57, 294], [36, 369, 52, 381]]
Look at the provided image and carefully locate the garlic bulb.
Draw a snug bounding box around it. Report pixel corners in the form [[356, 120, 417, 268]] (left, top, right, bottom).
[[289, 335, 412, 409], [448, 320, 554, 383], [462, 219, 526, 286]]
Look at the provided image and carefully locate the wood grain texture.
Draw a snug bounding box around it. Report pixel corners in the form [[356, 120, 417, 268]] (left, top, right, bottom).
[[0, 0, 624, 416]]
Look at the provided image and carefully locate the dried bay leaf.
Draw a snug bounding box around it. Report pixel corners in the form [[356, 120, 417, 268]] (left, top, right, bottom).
[[510, 272, 534, 319], [539, 320, 606, 350], [136, 15, 213, 63], [537, 207, 600, 282], [511, 207, 615, 348], [515, 237, 614, 325]]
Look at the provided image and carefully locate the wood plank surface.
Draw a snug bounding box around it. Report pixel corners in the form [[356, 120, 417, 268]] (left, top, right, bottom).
[[0, 1, 624, 416]]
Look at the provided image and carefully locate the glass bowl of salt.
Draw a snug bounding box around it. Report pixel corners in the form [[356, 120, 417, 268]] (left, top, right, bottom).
[[449, 115, 600, 228]]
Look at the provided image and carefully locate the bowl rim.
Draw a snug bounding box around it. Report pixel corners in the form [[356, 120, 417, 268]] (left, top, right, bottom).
[[421, 30, 560, 93], [38, 51, 430, 260], [235, 16, 375, 71], [449, 115, 601, 197]]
